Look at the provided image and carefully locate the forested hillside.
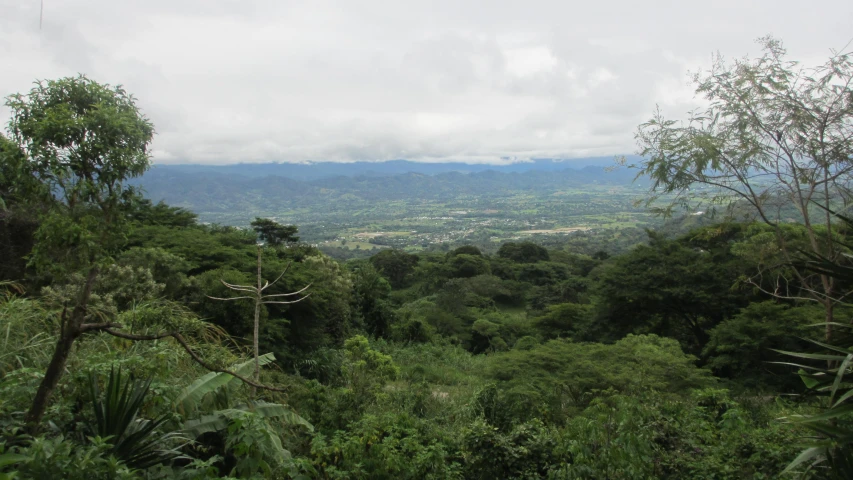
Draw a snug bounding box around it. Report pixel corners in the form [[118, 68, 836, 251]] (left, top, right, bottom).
[[1, 39, 852, 479], [136, 164, 639, 211]]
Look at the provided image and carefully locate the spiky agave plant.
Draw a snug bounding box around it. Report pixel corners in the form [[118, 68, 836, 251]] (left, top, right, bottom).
[[88, 366, 185, 470]]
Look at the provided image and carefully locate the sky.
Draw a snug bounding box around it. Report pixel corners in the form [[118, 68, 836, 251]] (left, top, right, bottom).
[[1, 1, 852, 165]]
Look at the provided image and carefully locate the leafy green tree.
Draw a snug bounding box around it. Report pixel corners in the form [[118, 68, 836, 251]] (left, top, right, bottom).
[[497, 241, 550, 263], [550, 395, 657, 479], [449, 253, 491, 278], [370, 249, 419, 288], [309, 412, 462, 479], [594, 232, 751, 352], [5, 77, 289, 429], [465, 274, 523, 305], [5, 76, 154, 427], [487, 335, 714, 422], [532, 303, 590, 340], [449, 245, 482, 257], [191, 268, 259, 338], [128, 223, 254, 275], [341, 335, 399, 399], [250, 217, 299, 246], [6, 76, 154, 274], [41, 263, 164, 315], [462, 419, 556, 479], [470, 319, 508, 353], [0, 133, 44, 211], [633, 37, 853, 339], [127, 198, 197, 228], [703, 301, 815, 389], [349, 261, 395, 337]]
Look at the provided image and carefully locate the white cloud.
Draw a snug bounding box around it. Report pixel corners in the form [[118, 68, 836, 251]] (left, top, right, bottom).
[[1, 0, 852, 164]]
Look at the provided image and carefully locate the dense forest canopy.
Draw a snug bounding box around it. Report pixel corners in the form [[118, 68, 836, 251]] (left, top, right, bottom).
[[0, 39, 852, 479]]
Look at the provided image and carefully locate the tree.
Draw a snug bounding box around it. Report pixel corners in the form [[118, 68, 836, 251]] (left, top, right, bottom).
[[449, 245, 482, 257], [5, 76, 154, 426], [702, 301, 814, 389], [497, 242, 550, 263], [250, 217, 299, 246], [633, 37, 853, 339], [449, 253, 491, 278], [594, 232, 752, 352], [349, 261, 394, 337], [370, 249, 419, 289], [207, 245, 310, 394], [4, 76, 287, 428], [532, 303, 590, 340]]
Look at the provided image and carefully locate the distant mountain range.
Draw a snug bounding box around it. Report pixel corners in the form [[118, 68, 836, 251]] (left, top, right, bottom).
[[135, 159, 644, 213], [150, 157, 636, 181]]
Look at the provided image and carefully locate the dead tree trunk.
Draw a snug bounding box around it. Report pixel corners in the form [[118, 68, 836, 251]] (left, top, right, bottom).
[[253, 244, 262, 395], [207, 246, 310, 397]]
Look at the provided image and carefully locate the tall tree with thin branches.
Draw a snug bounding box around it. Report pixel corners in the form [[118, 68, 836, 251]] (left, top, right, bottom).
[[632, 37, 853, 340], [208, 244, 310, 393]]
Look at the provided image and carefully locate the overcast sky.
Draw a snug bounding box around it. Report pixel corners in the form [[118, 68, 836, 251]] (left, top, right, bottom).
[[1, 1, 851, 164]]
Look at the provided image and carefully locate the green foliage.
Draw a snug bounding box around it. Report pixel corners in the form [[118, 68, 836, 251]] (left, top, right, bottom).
[[497, 241, 550, 263], [250, 217, 299, 246], [117, 247, 191, 298], [532, 303, 591, 340], [634, 37, 853, 221], [594, 232, 753, 351], [450, 245, 482, 257], [653, 389, 806, 479], [703, 301, 816, 389], [128, 198, 198, 228], [309, 412, 463, 480], [5, 435, 136, 480], [127, 224, 255, 276], [371, 249, 419, 288], [176, 353, 277, 417], [549, 395, 656, 479], [342, 335, 399, 393], [5, 75, 154, 272], [41, 263, 164, 315], [349, 262, 395, 337], [191, 268, 259, 339], [487, 335, 714, 424], [0, 295, 54, 376], [462, 418, 556, 479], [449, 254, 491, 278], [3, 70, 846, 478], [0, 134, 44, 211], [775, 333, 853, 477]]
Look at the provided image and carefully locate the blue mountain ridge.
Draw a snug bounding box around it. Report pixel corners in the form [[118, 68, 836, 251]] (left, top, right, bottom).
[[150, 156, 637, 181]]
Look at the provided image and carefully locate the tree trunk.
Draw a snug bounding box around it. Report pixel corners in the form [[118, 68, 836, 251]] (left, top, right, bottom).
[[253, 244, 261, 396], [25, 319, 77, 428], [25, 267, 98, 430]]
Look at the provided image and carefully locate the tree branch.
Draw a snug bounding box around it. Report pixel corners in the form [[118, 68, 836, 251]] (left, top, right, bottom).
[[102, 328, 287, 393]]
